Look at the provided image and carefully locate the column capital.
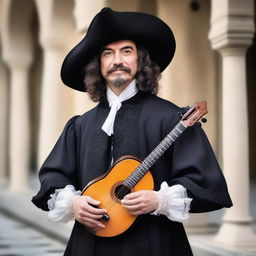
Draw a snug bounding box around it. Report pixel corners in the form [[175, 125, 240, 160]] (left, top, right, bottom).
[[208, 0, 255, 50], [219, 47, 247, 57], [35, 0, 81, 51], [39, 34, 70, 51], [3, 51, 33, 70]]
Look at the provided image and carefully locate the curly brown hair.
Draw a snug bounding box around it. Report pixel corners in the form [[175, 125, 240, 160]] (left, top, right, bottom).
[[83, 46, 161, 102]]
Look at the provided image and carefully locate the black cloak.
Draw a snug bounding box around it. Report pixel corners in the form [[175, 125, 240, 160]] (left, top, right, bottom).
[[32, 91, 232, 256]]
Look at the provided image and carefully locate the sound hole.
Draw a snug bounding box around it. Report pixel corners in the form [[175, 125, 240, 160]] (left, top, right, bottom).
[[115, 185, 131, 200]]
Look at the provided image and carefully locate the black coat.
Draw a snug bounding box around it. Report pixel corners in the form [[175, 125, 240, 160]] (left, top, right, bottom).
[[32, 91, 232, 256]]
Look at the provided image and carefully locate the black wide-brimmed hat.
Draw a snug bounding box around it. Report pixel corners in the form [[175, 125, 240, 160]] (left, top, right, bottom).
[[61, 8, 176, 92]]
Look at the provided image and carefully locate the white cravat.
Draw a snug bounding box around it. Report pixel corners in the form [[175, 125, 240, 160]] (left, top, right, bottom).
[[101, 79, 138, 136]]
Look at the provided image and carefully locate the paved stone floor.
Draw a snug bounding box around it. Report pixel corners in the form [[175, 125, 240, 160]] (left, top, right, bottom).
[[0, 210, 228, 256], [0, 212, 65, 256], [0, 209, 255, 256], [0, 180, 255, 256]]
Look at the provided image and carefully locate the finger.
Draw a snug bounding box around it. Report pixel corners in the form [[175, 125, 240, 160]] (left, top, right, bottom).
[[86, 219, 106, 229], [87, 205, 107, 215], [122, 204, 145, 215], [81, 203, 107, 214], [121, 197, 142, 206], [83, 221, 105, 232], [80, 217, 106, 229], [122, 203, 143, 212], [78, 210, 105, 220], [124, 191, 144, 200], [129, 210, 144, 216], [85, 196, 101, 206]]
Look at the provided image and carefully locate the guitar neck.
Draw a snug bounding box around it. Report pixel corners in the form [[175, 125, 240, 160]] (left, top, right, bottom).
[[123, 121, 187, 188]]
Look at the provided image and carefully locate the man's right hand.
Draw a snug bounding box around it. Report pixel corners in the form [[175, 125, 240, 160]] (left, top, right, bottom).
[[71, 195, 106, 232]]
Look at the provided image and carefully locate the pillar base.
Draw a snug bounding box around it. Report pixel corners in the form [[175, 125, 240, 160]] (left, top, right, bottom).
[[0, 178, 8, 185], [9, 183, 31, 193], [184, 213, 218, 234], [214, 222, 256, 251], [185, 223, 218, 234]]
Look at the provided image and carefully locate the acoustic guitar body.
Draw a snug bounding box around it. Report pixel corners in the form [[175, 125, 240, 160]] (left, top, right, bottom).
[[82, 156, 154, 237], [81, 101, 207, 237]]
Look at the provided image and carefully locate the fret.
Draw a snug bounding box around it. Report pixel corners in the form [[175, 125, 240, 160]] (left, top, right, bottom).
[[142, 161, 150, 170], [177, 124, 185, 133], [172, 131, 178, 137], [130, 175, 138, 183], [159, 143, 166, 152], [176, 127, 181, 133], [133, 170, 144, 179], [124, 121, 188, 188], [125, 181, 133, 188], [167, 134, 175, 142], [158, 148, 165, 156], [147, 154, 154, 164]]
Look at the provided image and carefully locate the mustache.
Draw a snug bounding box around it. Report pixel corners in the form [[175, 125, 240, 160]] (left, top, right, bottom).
[[107, 64, 131, 75]]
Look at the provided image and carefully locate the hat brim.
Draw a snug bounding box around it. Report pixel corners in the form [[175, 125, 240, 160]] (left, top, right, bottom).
[[61, 8, 176, 92]]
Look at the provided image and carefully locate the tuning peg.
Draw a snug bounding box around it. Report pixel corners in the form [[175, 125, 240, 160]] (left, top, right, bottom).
[[201, 118, 207, 123], [178, 106, 190, 117]]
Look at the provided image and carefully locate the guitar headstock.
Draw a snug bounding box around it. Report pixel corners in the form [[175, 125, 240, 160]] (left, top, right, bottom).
[[180, 101, 207, 127]]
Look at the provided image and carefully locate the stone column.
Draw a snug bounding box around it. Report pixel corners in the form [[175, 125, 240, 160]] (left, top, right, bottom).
[[0, 56, 8, 184], [7, 57, 32, 191], [1, 0, 35, 191], [72, 0, 104, 115], [209, 0, 256, 249], [35, 0, 82, 167], [157, 0, 216, 234], [73, 0, 106, 33], [37, 42, 68, 166]]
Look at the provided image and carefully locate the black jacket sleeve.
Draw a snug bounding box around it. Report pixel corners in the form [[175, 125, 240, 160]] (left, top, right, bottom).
[[169, 124, 233, 213], [32, 116, 80, 211]]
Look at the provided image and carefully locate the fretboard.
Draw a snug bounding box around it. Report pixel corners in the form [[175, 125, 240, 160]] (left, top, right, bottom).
[[123, 122, 187, 188]]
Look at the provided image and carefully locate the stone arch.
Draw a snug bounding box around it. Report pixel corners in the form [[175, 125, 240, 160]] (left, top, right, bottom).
[[2, 0, 35, 63], [51, 0, 76, 39], [137, 0, 157, 14]]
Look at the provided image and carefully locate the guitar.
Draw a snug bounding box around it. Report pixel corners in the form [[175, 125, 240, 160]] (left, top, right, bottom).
[[82, 101, 207, 237]]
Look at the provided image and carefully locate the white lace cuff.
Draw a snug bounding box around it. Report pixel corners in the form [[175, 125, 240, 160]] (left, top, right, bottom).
[[151, 182, 192, 222], [47, 185, 81, 223]]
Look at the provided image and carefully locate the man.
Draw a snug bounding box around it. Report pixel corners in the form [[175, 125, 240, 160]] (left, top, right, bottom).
[[32, 8, 232, 256]]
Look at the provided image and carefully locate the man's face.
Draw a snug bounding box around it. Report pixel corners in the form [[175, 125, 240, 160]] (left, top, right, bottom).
[[100, 40, 138, 88]]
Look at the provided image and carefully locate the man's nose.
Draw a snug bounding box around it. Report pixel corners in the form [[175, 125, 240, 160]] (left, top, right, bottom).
[[113, 52, 123, 65]]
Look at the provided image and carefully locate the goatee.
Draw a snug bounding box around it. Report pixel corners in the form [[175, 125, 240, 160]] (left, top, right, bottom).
[[112, 77, 129, 88]]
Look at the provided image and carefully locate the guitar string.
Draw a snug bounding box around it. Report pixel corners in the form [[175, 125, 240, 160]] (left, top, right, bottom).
[[101, 153, 169, 211], [99, 125, 185, 213], [96, 114, 204, 218], [100, 165, 145, 211], [101, 167, 143, 210], [99, 148, 164, 212], [99, 140, 174, 211]]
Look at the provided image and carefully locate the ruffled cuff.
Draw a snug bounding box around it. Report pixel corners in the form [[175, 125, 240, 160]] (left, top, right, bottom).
[[47, 185, 81, 223], [151, 182, 192, 222]]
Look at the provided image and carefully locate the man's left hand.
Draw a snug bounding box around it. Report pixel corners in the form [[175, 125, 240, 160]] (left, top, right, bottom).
[[121, 190, 159, 215]]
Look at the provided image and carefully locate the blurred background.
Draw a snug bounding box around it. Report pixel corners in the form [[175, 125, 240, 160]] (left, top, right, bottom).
[[0, 0, 255, 255]]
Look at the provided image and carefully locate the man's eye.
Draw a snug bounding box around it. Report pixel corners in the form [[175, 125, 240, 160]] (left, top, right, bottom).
[[123, 49, 131, 54], [103, 51, 112, 56]]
